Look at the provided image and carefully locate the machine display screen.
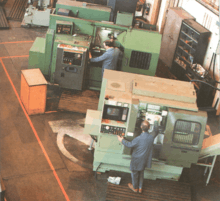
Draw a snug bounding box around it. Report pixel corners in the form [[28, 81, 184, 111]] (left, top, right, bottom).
[[56, 24, 72, 35], [62, 52, 83, 66], [107, 108, 120, 117], [172, 120, 201, 145], [103, 105, 129, 122]]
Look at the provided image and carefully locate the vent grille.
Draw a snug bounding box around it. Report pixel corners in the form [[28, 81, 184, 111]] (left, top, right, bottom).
[[129, 51, 152, 70]]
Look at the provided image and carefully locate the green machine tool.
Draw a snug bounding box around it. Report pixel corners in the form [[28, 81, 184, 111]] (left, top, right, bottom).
[[84, 69, 207, 180], [28, 0, 162, 91]]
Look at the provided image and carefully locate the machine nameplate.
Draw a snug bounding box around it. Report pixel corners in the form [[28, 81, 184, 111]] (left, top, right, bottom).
[[127, 132, 133, 137]]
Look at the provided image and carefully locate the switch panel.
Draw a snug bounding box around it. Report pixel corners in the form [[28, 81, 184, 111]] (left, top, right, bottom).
[[101, 125, 126, 136]]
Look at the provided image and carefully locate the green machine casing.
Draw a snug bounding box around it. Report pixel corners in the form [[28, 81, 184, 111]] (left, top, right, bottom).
[[84, 70, 207, 181], [28, 0, 162, 91]]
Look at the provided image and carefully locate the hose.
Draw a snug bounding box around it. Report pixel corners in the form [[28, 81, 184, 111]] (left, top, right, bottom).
[[190, 80, 220, 91]]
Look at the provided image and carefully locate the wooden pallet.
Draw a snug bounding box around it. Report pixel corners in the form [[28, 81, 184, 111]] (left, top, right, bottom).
[[106, 179, 191, 201], [58, 90, 100, 114], [0, 6, 9, 29], [7, 0, 27, 21]]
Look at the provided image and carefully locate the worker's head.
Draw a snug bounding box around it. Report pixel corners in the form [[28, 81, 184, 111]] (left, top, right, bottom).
[[141, 120, 150, 132], [103, 40, 114, 49]]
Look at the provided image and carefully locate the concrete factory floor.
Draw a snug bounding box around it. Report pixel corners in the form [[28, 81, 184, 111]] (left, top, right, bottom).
[[1, 1, 220, 201]]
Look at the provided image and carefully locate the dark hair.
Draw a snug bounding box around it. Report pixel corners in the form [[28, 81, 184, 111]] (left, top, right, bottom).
[[141, 120, 150, 132], [104, 40, 114, 47]]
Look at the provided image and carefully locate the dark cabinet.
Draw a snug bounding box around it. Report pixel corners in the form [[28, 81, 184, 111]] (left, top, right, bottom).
[[171, 19, 213, 107], [171, 19, 211, 80], [159, 7, 194, 68]]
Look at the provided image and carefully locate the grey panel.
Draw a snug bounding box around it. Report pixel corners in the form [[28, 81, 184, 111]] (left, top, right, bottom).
[[54, 47, 87, 90], [159, 108, 207, 167]]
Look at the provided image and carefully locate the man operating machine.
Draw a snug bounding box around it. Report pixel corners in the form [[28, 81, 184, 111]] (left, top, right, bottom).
[[117, 119, 159, 193], [89, 39, 122, 78], [84, 69, 207, 181], [28, 0, 162, 91]]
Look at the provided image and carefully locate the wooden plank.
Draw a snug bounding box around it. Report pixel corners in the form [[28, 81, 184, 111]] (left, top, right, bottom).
[[104, 69, 195, 90], [133, 79, 196, 104], [103, 70, 198, 111], [133, 94, 198, 111], [105, 89, 132, 104]]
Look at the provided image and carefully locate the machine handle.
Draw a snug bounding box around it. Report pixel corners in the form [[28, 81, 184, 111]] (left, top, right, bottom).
[[64, 66, 78, 73]]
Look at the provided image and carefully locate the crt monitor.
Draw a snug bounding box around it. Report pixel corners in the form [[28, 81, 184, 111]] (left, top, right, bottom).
[[62, 51, 83, 66], [102, 104, 129, 122]]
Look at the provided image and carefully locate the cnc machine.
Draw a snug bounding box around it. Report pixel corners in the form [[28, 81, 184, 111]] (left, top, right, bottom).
[[84, 70, 208, 180], [28, 0, 162, 91]]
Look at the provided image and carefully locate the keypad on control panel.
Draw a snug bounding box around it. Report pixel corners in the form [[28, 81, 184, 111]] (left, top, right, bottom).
[[101, 125, 126, 136]]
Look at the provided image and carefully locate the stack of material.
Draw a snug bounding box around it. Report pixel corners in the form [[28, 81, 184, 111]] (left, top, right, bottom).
[[106, 179, 191, 201], [58, 90, 100, 114], [0, 2, 9, 29], [7, 0, 28, 21]]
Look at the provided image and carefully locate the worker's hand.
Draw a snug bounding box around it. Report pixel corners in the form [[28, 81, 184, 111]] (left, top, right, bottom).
[[154, 116, 161, 122], [117, 135, 124, 142], [89, 52, 92, 59]]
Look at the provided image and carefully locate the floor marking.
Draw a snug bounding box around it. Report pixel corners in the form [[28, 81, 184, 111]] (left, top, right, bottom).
[[0, 58, 70, 201], [0, 55, 29, 59], [0, 41, 34, 44]]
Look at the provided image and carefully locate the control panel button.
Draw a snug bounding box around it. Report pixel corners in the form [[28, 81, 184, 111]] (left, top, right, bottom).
[[100, 125, 126, 136]]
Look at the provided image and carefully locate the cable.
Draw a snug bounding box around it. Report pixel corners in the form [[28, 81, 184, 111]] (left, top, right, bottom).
[[95, 163, 102, 180], [190, 80, 220, 91], [213, 53, 216, 82], [208, 53, 214, 71]]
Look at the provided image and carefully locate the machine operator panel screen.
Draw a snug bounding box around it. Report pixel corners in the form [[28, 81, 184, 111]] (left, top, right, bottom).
[[103, 105, 129, 122], [56, 24, 72, 35], [62, 51, 83, 66]]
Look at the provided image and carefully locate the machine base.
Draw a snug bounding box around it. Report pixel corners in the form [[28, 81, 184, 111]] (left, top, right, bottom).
[[93, 160, 183, 181]]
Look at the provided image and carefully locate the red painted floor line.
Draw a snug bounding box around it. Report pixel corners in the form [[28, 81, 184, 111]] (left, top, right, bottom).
[[0, 41, 34, 44], [0, 58, 70, 201], [0, 55, 29, 59]]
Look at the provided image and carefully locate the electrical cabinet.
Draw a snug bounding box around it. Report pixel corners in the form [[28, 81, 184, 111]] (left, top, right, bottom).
[[171, 19, 211, 80]]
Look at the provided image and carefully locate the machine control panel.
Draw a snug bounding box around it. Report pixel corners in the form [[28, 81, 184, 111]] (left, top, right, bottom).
[[56, 24, 72, 35], [101, 125, 126, 136]]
